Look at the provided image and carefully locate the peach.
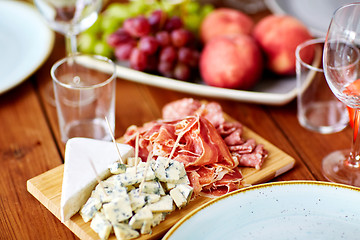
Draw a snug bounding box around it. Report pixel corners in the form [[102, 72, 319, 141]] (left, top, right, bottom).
[[253, 15, 313, 75], [200, 35, 263, 90], [200, 8, 254, 43]]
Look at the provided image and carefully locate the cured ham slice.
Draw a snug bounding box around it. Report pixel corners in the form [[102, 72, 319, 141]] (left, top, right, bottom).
[[123, 115, 242, 197], [123, 98, 268, 197], [162, 98, 268, 169]]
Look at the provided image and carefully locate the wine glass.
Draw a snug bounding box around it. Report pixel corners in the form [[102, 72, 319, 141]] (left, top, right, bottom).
[[322, 3, 360, 186], [34, 0, 102, 104]]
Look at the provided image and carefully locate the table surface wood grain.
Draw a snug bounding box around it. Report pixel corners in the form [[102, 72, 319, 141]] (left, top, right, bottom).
[[0, 2, 352, 239]]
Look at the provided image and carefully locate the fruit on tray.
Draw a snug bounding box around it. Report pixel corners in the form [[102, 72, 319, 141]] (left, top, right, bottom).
[[200, 8, 254, 43], [200, 34, 263, 89], [253, 15, 313, 75], [108, 10, 201, 81]]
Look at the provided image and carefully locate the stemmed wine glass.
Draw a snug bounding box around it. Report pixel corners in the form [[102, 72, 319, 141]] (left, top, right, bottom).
[[34, 0, 102, 103], [322, 3, 360, 186]]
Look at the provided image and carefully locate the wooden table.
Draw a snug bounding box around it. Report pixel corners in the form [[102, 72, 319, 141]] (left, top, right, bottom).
[[0, 3, 353, 240]]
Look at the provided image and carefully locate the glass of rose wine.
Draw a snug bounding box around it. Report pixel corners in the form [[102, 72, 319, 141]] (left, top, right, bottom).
[[322, 2, 360, 186], [34, 0, 102, 104]]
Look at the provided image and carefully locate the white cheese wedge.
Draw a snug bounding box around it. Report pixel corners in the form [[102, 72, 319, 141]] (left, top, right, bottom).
[[60, 137, 134, 222]]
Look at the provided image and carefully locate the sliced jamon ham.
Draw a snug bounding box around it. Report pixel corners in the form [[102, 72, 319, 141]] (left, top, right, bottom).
[[122, 98, 268, 197]]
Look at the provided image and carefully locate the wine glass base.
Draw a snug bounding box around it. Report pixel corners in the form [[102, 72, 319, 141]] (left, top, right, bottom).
[[322, 149, 360, 187]]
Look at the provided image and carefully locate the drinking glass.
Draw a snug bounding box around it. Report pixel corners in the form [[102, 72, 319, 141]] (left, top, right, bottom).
[[34, 0, 102, 104], [322, 3, 360, 186]]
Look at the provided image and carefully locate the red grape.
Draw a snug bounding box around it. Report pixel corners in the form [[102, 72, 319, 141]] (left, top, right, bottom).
[[123, 16, 150, 37], [164, 16, 183, 32], [130, 48, 148, 71], [158, 61, 174, 78], [171, 28, 191, 48], [178, 47, 199, 67], [155, 31, 171, 47], [107, 28, 132, 47], [138, 36, 159, 55], [115, 41, 136, 60], [159, 46, 177, 64], [173, 63, 191, 81], [148, 10, 167, 32]]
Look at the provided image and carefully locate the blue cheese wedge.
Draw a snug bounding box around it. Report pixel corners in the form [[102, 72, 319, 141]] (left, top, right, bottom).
[[147, 195, 174, 213], [90, 212, 112, 240], [61, 138, 134, 222], [80, 197, 102, 223], [113, 223, 139, 240], [102, 195, 133, 223]]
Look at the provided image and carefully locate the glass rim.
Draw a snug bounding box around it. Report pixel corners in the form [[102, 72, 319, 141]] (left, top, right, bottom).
[[295, 38, 325, 73], [51, 53, 116, 89]]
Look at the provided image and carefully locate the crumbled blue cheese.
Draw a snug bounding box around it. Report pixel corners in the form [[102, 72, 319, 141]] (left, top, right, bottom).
[[90, 212, 112, 240], [80, 197, 102, 222], [113, 223, 139, 240], [102, 195, 133, 223]]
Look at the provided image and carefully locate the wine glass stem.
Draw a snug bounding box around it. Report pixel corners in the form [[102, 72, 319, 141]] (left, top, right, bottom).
[[348, 109, 360, 168], [65, 32, 77, 55]]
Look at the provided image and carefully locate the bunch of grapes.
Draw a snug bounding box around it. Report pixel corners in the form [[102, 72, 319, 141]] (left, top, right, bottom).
[[107, 10, 201, 81]]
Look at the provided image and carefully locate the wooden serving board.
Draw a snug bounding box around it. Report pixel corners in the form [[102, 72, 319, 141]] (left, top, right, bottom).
[[27, 126, 295, 240]]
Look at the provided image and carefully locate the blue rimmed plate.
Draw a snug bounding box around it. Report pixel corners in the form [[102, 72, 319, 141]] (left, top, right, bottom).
[[164, 181, 360, 240]]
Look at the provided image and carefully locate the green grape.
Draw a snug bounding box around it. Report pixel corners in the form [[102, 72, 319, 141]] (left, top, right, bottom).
[[101, 15, 122, 34], [78, 32, 97, 54], [86, 15, 102, 35], [128, 0, 150, 16], [183, 14, 201, 33], [104, 3, 132, 21], [200, 4, 214, 18], [93, 41, 113, 58], [184, 1, 200, 14]]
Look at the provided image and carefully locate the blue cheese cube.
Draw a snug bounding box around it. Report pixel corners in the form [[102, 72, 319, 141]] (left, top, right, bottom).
[[126, 157, 142, 167], [113, 223, 139, 240], [140, 181, 165, 195], [109, 162, 127, 174], [151, 213, 166, 227], [92, 181, 128, 203], [128, 189, 146, 211], [80, 197, 102, 222], [102, 195, 133, 223], [153, 157, 185, 183], [90, 212, 112, 240], [147, 195, 174, 213], [140, 220, 152, 235], [169, 184, 193, 209], [129, 206, 153, 230], [144, 193, 161, 204]]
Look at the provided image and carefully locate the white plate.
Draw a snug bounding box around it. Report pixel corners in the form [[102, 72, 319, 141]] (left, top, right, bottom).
[[85, 58, 297, 106], [164, 181, 360, 240], [0, 0, 54, 94], [265, 0, 354, 37]]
